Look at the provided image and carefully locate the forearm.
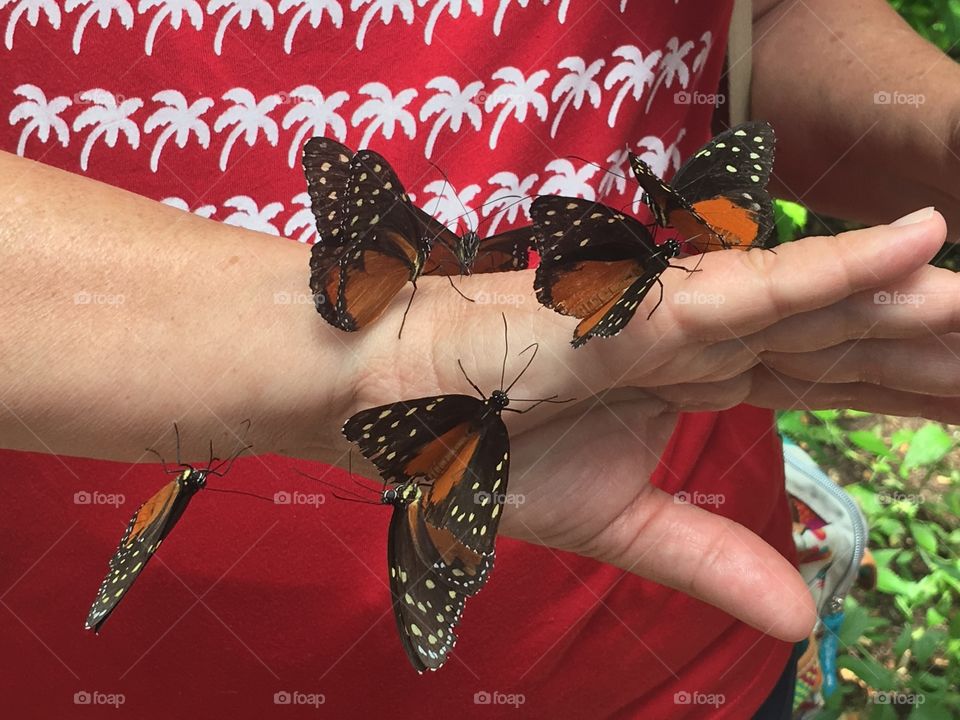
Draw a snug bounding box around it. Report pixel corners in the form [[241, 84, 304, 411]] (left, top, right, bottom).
[[0, 151, 352, 463], [752, 0, 960, 233]]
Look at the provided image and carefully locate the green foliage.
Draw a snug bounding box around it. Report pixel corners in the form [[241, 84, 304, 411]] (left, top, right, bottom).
[[890, 0, 960, 60], [779, 410, 960, 717]]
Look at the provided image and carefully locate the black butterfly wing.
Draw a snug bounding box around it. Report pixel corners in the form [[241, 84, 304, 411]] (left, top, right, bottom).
[[420, 412, 509, 555], [302, 136, 354, 244], [85, 478, 191, 632], [343, 395, 484, 485], [471, 226, 535, 274], [629, 155, 686, 229], [532, 196, 668, 346], [309, 149, 428, 331], [668, 121, 776, 251], [388, 494, 467, 672], [412, 512, 494, 597]]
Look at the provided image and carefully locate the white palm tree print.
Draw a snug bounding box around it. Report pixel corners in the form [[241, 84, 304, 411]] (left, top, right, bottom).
[[483, 171, 537, 234], [419, 76, 483, 159], [138, 0, 203, 56], [2, 0, 61, 50], [598, 146, 629, 198], [222, 195, 283, 235], [144, 90, 213, 172], [350, 0, 413, 51], [421, 180, 481, 232], [491, 0, 526, 36], [279, 0, 342, 54], [9, 85, 71, 157], [351, 82, 417, 148], [539, 158, 598, 200], [541, 0, 568, 23], [207, 0, 274, 55], [72, 89, 143, 171], [484, 66, 549, 150], [549, 56, 605, 138], [161, 196, 217, 217], [284, 192, 318, 242], [631, 129, 685, 211], [604, 44, 661, 127], [417, 0, 482, 45], [214, 88, 282, 171], [645, 36, 694, 112], [691, 30, 712, 75], [281, 85, 349, 167], [65, 0, 134, 55]]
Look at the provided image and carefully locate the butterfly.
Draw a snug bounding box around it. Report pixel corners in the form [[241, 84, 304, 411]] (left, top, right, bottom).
[[531, 196, 682, 348], [343, 318, 565, 553], [303, 138, 536, 330], [630, 121, 776, 253], [383, 480, 492, 672], [303, 137, 430, 332], [414, 206, 535, 277], [85, 426, 250, 633]]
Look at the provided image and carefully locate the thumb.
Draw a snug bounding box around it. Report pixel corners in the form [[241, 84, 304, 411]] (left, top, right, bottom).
[[592, 485, 816, 642]]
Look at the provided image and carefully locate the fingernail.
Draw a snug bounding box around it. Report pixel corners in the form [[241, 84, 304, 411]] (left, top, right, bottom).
[[890, 207, 935, 227]]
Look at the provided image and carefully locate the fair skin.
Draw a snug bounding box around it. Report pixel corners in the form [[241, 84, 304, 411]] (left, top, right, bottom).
[[2, 0, 959, 647]]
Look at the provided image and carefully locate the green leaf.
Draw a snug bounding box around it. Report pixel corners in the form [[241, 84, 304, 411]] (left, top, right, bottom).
[[893, 625, 913, 659], [909, 699, 951, 720], [912, 628, 945, 666], [839, 654, 898, 690], [773, 199, 808, 243], [901, 423, 953, 476], [840, 603, 871, 645], [911, 521, 939, 554], [950, 612, 960, 640], [849, 430, 893, 457], [891, 428, 916, 449]]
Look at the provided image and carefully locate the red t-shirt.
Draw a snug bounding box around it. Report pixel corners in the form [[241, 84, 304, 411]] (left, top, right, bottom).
[[0, 2, 795, 717]]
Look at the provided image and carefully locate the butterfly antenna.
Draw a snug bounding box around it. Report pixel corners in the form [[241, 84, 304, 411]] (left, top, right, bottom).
[[174, 422, 183, 467], [500, 312, 509, 391], [457, 359, 485, 399], [146, 446, 177, 475], [504, 342, 539, 394], [429, 160, 475, 235], [397, 283, 417, 340], [294, 468, 379, 505], [566, 154, 629, 183], [207, 487, 274, 503]]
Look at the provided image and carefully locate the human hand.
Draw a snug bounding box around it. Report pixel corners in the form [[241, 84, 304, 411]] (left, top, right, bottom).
[[319, 206, 952, 643]]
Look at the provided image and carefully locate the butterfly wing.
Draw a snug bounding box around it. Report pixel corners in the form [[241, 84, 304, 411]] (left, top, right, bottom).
[[388, 494, 467, 672], [662, 121, 776, 252], [302, 137, 354, 244], [343, 395, 484, 485], [471, 226, 535, 274], [308, 148, 428, 331], [85, 478, 190, 632], [532, 196, 669, 346], [420, 411, 509, 555]]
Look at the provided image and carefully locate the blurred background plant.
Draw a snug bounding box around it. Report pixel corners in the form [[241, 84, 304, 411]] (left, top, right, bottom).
[[771, 3, 960, 718]]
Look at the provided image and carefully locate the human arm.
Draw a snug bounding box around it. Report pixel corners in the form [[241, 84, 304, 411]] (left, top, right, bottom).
[[752, 0, 960, 234]]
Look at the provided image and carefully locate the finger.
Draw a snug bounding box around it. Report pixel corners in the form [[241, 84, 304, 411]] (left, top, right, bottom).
[[744, 367, 960, 423], [651, 209, 945, 343], [752, 263, 960, 352], [760, 334, 960, 396], [593, 485, 816, 642]]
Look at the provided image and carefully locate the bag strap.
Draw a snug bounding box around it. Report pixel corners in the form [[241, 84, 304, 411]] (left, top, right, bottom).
[[726, 0, 753, 126]]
